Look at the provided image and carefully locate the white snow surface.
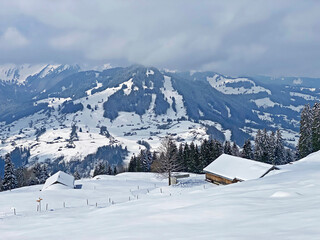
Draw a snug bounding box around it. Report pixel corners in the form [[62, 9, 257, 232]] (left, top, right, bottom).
[[207, 75, 271, 95], [2, 152, 320, 239], [42, 171, 75, 191], [0, 64, 47, 84], [203, 154, 274, 181]]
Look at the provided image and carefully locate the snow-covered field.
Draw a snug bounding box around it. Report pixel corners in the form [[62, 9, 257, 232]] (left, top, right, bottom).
[[2, 151, 320, 239]]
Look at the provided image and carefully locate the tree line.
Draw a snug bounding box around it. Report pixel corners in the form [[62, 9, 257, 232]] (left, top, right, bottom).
[[128, 128, 293, 178]]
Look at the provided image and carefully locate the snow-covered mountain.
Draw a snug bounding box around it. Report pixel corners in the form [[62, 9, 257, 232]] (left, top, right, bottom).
[[0, 64, 319, 174]]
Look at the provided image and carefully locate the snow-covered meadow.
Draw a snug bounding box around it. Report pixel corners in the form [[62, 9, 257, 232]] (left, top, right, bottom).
[[1, 151, 320, 239]]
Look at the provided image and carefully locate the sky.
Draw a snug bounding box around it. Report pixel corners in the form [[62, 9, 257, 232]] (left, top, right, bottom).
[[1, 0, 320, 77]]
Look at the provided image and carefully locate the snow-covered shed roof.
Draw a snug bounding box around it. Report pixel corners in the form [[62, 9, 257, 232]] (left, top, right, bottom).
[[203, 154, 275, 181], [42, 171, 75, 190]]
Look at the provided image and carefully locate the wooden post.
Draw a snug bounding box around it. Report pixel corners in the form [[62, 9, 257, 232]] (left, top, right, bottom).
[[63, 202, 65, 208], [96, 202, 97, 207], [46, 204, 48, 211], [87, 199, 89, 206], [160, 188, 162, 193]]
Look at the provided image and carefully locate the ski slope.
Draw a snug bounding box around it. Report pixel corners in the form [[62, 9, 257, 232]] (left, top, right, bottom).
[[1, 151, 320, 239]]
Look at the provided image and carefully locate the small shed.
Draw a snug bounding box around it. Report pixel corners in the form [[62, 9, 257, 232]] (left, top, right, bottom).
[[203, 154, 277, 185], [42, 171, 75, 190]]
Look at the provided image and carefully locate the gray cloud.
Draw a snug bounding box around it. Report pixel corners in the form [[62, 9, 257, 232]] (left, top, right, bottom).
[[0, 0, 320, 77]]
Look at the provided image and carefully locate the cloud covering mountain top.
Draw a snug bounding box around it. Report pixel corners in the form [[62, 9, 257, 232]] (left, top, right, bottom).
[[1, 0, 320, 77]]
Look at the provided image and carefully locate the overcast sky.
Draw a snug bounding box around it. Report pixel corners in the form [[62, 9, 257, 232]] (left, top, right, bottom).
[[1, 0, 320, 77]]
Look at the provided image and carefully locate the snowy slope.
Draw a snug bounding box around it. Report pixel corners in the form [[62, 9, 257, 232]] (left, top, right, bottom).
[[1, 152, 320, 239], [0, 64, 47, 84], [0, 64, 317, 171]]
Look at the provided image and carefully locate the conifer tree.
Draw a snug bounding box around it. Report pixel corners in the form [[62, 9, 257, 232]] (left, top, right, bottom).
[[312, 102, 320, 152], [298, 104, 313, 158], [285, 149, 294, 163], [141, 150, 153, 172], [128, 155, 137, 172], [73, 171, 81, 180], [254, 129, 263, 161], [113, 166, 117, 175], [274, 130, 285, 165], [33, 163, 42, 184], [223, 141, 232, 155], [241, 139, 253, 159], [93, 161, 107, 177], [2, 153, 17, 191], [268, 131, 276, 165], [231, 142, 240, 156], [108, 165, 113, 175]]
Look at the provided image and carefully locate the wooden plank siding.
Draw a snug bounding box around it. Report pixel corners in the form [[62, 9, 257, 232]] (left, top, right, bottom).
[[205, 172, 237, 185]]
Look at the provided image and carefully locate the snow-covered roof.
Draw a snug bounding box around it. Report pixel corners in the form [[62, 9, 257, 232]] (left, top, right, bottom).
[[203, 154, 274, 181], [42, 171, 75, 190]]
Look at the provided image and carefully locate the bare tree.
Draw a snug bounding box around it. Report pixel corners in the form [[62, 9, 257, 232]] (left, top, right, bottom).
[[155, 137, 181, 185]]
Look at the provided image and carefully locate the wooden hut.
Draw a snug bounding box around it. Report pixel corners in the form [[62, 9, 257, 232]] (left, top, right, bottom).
[[203, 154, 277, 185]]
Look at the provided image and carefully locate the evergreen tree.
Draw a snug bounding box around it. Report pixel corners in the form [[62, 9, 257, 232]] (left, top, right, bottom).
[[298, 104, 313, 158], [73, 171, 81, 180], [183, 143, 191, 172], [223, 141, 232, 155], [254, 129, 264, 162], [241, 139, 253, 159], [231, 142, 240, 156], [2, 153, 17, 191], [107, 165, 113, 175], [285, 149, 294, 163], [39, 164, 49, 184], [268, 131, 276, 165], [141, 150, 153, 172], [312, 102, 320, 152], [128, 155, 137, 172], [113, 166, 117, 175], [211, 139, 223, 160], [93, 161, 107, 177], [33, 163, 42, 184], [274, 130, 285, 165], [188, 142, 197, 172]]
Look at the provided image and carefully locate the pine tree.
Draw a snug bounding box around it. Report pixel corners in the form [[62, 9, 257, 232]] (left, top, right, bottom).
[[2, 153, 17, 191], [128, 155, 137, 172], [188, 142, 197, 172], [312, 102, 320, 152], [41, 164, 49, 183], [241, 139, 253, 159], [223, 141, 232, 155], [107, 165, 113, 175], [285, 149, 294, 163], [113, 166, 117, 175], [73, 171, 81, 180], [141, 150, 153, 172], [274, 130, 285, 165], [33, 163, 42, 184], [268, 131, 276, 165], [231, 142, 240, 156], [298, 104, 313, 158], [93, 161, 107, 177], [254, 129, 264, 162]]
